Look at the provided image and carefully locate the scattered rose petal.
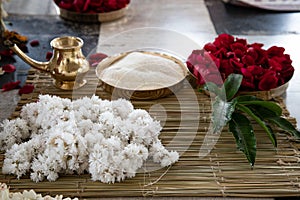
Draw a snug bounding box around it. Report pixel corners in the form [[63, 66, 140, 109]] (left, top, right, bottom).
[[88, 53, 108, 67], [46, 52, 53, 61], [0, 49, 14, 57], [2, 64, 16, 73], [18, 84, 34, 95], [2, 80, 21, 92], [30, 40, 40, 47]]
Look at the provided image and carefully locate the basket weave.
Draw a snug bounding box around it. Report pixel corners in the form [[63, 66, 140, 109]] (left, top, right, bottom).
[[188, 73, 289, 101], [1, 69, 300, 198]]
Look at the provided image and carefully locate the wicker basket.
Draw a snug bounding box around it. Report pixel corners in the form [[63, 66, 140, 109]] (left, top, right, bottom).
[[188, 74, 290, 100]]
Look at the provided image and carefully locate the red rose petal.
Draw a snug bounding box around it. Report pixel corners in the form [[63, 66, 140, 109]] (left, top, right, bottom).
[[2, 64, 16, 73], [88, 53, 108, 66], [83, 0, 91, 12], [258, 71, 278, 91], [58, 2, 73, 10], [0, 49, 14, 57], [30, 40, 40, 47], [18, 84, 34, 95], [89, 52, 108, 60], [2, 81, 21, 92], [46, 52, 53, 61]]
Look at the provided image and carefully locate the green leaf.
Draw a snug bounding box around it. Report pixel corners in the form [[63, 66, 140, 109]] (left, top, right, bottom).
[[211, 97, 237, 133], [238, 101, 282, 116], [237, 104, 277, 147], [224, 74, 243, 100], [268, 117, 300, 139], [204, 82, 221, 96], [236, 95, 263, 102], [249, 105, 300, 139], [229, 113, 256, 166]]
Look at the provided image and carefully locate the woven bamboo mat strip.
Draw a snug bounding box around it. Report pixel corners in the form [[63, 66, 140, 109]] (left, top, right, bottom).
[[1, 69, 300, 198]]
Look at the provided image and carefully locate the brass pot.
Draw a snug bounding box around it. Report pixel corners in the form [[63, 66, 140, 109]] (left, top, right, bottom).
[[10, 36, 90, 90]]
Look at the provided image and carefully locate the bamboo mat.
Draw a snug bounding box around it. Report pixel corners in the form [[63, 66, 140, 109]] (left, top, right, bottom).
[[1, 69, 300, 199]]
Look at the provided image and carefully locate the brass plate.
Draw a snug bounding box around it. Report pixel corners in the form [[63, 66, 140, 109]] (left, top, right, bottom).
[[95, 51, 188, 100]]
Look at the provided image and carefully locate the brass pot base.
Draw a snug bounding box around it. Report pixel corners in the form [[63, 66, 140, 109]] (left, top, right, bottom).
[[54, 79, 87, 90]]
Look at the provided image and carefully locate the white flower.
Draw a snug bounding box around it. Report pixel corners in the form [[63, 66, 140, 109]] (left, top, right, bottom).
[[0, 118, 30, 151], [0, 182, 78, 200], [1, 95, 178, 183], [150, 141, 179, 167], [111, 98, 134, 119]]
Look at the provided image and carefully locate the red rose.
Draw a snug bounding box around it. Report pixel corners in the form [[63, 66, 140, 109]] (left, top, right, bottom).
[[267, 46, 285, 57], [104, 0, 118, 11], [246, 65, 265, 76], [89, 0, 103, 7], [258, 71, 278, 91], [203, 73, 223, 85], [204, 43, 217, 52], [230, 42, 247, 53], [187, 50, 221, 85], [73, 0, 86, 12], [247, 45, 266, 65], [235, 37, 247, 46], [241, 77, 255, 91], [280, 65, 294, 82], [55, 0, 129, 13], [191, 64, 205, 85], [242, 55, 255, 66], [187, 34, 294, 91], [213, 33, 235, 50], [116, 0, 130, 9], [268, 58, 283, 72], [58, 1, 73, 10], [187, 50, 204, 66], [241, 67, 253, 78], [232, 48, 244, 58], [220, 59, 234, 78], [229, 57, 243, 69]]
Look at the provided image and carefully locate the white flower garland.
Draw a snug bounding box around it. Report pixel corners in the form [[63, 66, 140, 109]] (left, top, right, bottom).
[[0, 95, 178, 183], [1, 182, 78, 200]]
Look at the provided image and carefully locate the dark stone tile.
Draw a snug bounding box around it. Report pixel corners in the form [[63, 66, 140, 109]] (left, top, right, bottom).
[[5, 15, 100, 55], [204, 0, 300, 35], [1, 15, 100, 87]]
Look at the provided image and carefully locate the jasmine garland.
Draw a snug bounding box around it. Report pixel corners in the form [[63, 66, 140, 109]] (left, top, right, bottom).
[[0, 95, 179, 183]]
